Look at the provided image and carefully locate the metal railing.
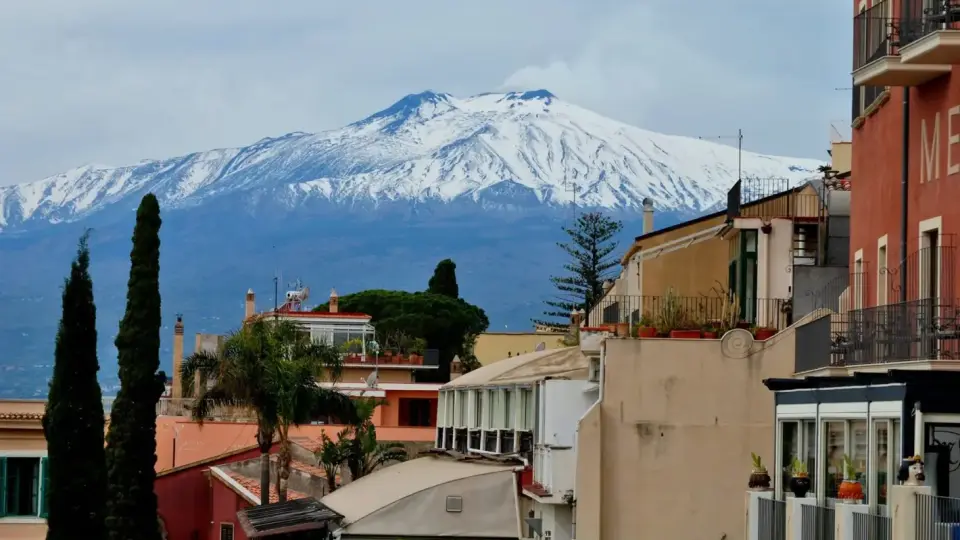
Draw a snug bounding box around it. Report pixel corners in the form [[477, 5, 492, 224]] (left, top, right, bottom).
[[837, 298, 960, 365], [758, 498, 786, 540], [883, 243, 957, 304], [916, 493, 960, 540], [854, 0, 897, 71], [342, 348, 439, 367], [726, 177, 825, 221], [588, 294, 792, 330], [900, 0, 960, 49], [853, 511, 891, 540], [156, 398, 258, 421], [801, 503, 835, 540]]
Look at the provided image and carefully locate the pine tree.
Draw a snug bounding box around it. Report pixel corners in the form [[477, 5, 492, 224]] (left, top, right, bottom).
[[42, 232, 107, 540], [535, 211, 623, 329], [427, 258, 459, 298], [105, 194, 166, 540]]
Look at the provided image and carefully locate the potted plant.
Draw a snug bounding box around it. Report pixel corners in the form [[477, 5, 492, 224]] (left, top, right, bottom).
[[789, 457, 812, 497], [748, 453, 771, 490], [838, 455, 864, 503], [633, 312, 657, 338], [754, 326, 777, 340], [616, 321, 630, 338], [669, 317, 702, 339], [702, 322, 720, 339], [656, 288, 688, 337]]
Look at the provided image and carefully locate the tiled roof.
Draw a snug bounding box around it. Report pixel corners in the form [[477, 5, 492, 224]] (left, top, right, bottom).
[[270, 455, 327, 478], [226, 471, 310, 504], [0, 412, 43, 420], [522, 482, 551, 497]]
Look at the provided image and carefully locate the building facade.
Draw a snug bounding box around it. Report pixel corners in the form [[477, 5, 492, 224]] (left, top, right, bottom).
[[0, 400, 47, 540]]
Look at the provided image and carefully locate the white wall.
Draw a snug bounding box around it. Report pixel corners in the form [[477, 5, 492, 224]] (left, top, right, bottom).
[[540, 380, 594, 448]]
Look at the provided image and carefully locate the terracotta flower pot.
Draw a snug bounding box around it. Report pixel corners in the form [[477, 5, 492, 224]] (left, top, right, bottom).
[[616, 322, 630, 337], [838, 480, 864, 502], [669, 330, 702, 339], [754, 328, 777, 340], [748, 470, 771, 490], [703, 330, 719, 339], [790, 475, 811, 497], [636, 326, 657, 338]]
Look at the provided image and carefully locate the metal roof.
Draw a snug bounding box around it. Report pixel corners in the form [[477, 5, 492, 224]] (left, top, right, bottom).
[[236, 498, 341, 538]]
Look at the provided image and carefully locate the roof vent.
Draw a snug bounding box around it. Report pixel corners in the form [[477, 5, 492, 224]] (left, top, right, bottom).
[[445, 495, 463, 513]]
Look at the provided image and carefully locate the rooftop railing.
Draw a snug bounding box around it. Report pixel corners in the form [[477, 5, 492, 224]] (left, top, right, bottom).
[[588, 294, 792, 331]]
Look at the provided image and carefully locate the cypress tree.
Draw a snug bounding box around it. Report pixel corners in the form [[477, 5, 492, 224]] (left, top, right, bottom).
[[105, 194, 166, 540], [42, 231, 106, 540], [427, 258, 459, 298]]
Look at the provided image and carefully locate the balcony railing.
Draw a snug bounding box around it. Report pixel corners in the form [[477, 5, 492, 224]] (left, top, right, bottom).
[[800, 503, 835, 540], [341, 349, 439, 367], [900, 0, 960, 50], [833, 297, 960, 365], [916, 493, 960, 540], [156, 398, 258, 421], [853, 511, 891, 540], [589, 294, 792, 330], [726, 177, 824, 221], [854, 0, 898, 72], [882, 243, 957, 304], [758, 498, 786, 540]]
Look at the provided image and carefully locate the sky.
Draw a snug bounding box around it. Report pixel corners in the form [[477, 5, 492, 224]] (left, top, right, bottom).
[[0, 0, 850, 187]]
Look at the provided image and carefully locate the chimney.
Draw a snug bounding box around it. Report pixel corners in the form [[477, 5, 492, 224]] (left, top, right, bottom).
[[570, 308, 584, 335], [245, 289, 255, 321], [329, 288, 339, 314], [642, 198, 654, 234], [171, 315, 184, 399], [450, 355, 463, 380]]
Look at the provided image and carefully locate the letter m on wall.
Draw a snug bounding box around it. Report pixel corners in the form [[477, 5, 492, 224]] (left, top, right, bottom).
[[922, 113, 941, 183]]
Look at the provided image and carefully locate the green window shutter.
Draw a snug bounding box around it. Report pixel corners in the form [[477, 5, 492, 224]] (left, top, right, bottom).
[[39, 457, 49, 518], [0, 457, 7, 517]]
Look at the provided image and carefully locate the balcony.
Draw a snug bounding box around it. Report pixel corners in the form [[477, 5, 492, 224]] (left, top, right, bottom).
[[341, 348, 440, 369], [898, 0, 960, 65], [727, 177, 823, 222], [852, 0, 950, 87], [589, 294, 793, 334], [524, 446, 576, 503]]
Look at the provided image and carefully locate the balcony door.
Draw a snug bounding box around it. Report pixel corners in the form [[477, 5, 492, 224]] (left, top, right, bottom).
[[735, 230, 759, 324]]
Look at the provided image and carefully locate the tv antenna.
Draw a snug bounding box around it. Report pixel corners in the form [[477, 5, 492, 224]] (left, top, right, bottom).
[[698, 129, 742, 181]]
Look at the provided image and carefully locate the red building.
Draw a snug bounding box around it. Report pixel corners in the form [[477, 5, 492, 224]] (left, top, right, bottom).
[[155, 442, 326, 540], [851, 0, 960, 308]]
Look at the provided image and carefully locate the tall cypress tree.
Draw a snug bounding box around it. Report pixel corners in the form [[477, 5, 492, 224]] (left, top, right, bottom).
[[43, 232, 106, 540], [427, 258, 459, 298], [105, 194, 166, 540]]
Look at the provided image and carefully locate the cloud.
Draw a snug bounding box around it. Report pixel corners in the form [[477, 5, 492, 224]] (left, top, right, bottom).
[[0, 0, 848, 186]]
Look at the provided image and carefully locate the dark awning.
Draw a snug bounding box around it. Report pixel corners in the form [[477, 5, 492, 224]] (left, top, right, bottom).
[[237, 498, 342, 538]]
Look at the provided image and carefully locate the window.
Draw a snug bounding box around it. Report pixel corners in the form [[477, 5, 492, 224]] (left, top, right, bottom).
[[0, 457, 47, 518], [872, 419, 901, 506], [399, 398, 433, 427], [487, 389, 500, 429], [473, 390, 483, 429], [778, 420, 817, 498], [824, 421, 845, 499], [853, 250, 864, 309], [220, 523, 235, 540], [457, 390, 468, 428], [504, 389, 514, 429]]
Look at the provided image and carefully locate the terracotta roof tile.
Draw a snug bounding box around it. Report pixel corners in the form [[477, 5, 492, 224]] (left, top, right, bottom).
[[269, 455, 327, 478], [226, 471, 309, 504], [522, 482, 551, 497], [0, 413, 43, 420]]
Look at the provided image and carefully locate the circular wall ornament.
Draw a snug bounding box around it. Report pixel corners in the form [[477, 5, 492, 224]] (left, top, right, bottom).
[[721, 328, 754, 359]]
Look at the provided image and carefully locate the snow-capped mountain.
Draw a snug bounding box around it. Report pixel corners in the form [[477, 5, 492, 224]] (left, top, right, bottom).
[[0, 90, 823, 232]]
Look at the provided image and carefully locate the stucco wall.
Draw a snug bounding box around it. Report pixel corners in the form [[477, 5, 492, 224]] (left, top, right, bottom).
[[210, 476, 250, 540], [590, 329, 797, 540], [575, 404, 602, 540], [474, 333, 565, 365]]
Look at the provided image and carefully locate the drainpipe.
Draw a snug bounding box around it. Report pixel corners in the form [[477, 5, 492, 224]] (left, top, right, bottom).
[[900, 87, 910, 297]]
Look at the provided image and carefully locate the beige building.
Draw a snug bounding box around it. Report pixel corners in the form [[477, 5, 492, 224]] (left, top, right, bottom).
[[0, 399, 47, 540], [472, 331, 566, 366]]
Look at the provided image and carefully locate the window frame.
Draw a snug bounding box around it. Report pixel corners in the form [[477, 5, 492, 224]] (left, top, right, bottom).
[[0, 453, 48, 521], [220, 522, 235, 540]]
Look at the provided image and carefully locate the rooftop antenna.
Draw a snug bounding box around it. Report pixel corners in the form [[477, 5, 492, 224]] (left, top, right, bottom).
[[563, 180, 581, 220], [697, 129, 742, 181]]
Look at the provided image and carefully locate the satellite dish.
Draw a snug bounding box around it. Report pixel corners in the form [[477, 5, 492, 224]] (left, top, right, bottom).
[[300, 287, 310, 303], [535, 342, 546, 352]]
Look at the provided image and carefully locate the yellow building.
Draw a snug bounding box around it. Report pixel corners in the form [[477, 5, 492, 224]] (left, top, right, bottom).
[[0, 399, 47, 540], [473, 331, 566, 366]]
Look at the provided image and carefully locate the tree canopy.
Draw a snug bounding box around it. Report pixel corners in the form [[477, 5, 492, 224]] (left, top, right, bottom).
[[43, 232, 107, 540], [314, 290, 488, 382], [536, 211, 623, 329], [427, 259, 459, 298]]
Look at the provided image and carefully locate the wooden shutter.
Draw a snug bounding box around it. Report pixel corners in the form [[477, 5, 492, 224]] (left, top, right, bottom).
[[0, 457, 6, 517], [39, 457, 49, 518]]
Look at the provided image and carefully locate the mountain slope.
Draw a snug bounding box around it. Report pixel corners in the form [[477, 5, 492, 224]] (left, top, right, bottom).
[[0, 90, 823, 232], [0, 90, 827, 397]]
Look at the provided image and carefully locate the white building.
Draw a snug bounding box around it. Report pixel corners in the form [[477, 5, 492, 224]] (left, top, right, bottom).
[[435, 346, 598, 540]]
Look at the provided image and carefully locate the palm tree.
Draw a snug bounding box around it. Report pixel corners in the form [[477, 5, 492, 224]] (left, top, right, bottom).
[[343, 398, 409, 482], [181, 318, 357, 504], [316, 429, 350, 493]]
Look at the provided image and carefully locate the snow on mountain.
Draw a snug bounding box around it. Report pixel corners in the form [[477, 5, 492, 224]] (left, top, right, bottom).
[[0, 90, 825, 231]]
